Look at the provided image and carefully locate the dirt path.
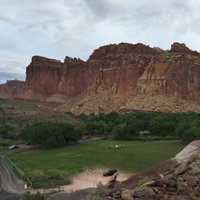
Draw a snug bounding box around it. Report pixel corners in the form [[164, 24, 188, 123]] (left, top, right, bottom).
[[32, 168, 130, 194], [62, 169, 129, 191]]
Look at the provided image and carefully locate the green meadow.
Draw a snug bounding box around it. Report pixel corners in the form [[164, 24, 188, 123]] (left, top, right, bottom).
[[9, 140, 184, 188]]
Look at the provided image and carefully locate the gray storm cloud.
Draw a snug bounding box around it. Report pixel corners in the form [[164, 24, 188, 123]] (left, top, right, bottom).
[[0, 0, 200, 83]]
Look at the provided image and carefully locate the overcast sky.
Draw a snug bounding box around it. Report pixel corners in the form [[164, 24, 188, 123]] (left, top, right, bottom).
[[0, 0, 200, 83]]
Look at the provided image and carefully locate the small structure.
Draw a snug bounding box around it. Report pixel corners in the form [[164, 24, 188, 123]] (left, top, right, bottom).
[[109, 144, 126, 149], [139, 130, 150, 137]]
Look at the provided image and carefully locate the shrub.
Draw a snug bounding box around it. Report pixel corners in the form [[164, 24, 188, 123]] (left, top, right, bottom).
[[29, 170, 71, 188], [182, 126, 200, 144], [112, 124, 138, 140], [22, 192, 45, 200], [0, 125, 13, 138]]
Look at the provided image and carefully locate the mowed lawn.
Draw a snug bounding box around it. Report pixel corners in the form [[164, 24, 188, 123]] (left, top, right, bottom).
[[9, 140, 184, 176]]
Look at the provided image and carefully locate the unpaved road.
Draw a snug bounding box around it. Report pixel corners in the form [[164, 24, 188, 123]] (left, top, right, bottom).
[[0, 148, 27, 200]]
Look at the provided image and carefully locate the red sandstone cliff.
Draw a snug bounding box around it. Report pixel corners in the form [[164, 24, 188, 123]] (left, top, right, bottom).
[[2, 42, 200, 113], [0, 80, 25, 98]]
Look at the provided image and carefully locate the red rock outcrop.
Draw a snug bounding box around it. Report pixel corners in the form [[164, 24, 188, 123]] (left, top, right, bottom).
[[26, 56, 63, 95], [170, 42, 199, 56], [3, 42, 200, 113], [0, 80, 25, 98]]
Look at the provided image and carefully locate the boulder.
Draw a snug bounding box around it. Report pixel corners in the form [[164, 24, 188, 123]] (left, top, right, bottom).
[[103, 169, 118, 177]]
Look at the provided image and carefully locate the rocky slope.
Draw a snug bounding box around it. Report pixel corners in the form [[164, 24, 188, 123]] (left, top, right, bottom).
[[112, 140, 200, 200], [1, 42, 200, 114]]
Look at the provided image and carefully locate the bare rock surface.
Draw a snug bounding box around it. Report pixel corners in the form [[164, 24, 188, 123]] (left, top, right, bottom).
[[0, 80, 25, 98]]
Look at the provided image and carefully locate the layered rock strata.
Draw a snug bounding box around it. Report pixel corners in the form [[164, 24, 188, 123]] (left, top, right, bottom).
[[1, 42, 200, 113]]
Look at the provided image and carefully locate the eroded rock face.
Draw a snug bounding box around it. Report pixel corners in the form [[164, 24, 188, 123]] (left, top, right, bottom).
[[26, 56, 63, 95], [0, 80, 25, 98], [170, 42, 199, 56], [6, 42, 200, 113]]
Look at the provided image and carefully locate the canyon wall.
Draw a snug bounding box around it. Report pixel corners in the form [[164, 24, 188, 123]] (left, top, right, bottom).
[[0, 80, 25, 98], [1, 42, 200, 113]]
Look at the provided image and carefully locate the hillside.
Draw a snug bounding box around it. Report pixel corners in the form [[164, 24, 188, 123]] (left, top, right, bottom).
[[0, 98, 82, 136]]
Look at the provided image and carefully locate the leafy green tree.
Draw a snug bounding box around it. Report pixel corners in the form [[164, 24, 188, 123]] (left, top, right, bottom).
[[85, 120, 106, 136], [182, 126, 200, 144], [21, 121, 80, 148], [112, 123, 137, 140], [0, 125, 13, 138]]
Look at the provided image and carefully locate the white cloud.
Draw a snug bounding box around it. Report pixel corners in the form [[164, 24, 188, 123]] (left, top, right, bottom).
[[0, 0, 200, 83]]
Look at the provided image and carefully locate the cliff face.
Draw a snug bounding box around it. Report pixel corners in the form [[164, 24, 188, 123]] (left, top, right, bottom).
[[137, 44, 200, 101], [26, 56, 63, 95], [6, 42, 200, 113], [0, 80, 25, 98]]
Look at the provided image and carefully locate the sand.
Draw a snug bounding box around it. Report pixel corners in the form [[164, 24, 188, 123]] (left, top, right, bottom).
[[61, 168, 129, 192], [31, 168, 130, 195]]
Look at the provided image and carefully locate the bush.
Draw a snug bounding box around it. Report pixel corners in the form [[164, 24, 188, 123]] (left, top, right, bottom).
[[112, 124, 138, 140], [76, 112, 200, 142], [85, 120, 106, 136], [0, 125, 13, 138], [29, 169, 71, 188], [182, 126, 200, 144], [22, 192, 45, 200]]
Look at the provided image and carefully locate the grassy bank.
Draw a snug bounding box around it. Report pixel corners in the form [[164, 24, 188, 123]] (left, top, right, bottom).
[[9, 140, 184, 188]]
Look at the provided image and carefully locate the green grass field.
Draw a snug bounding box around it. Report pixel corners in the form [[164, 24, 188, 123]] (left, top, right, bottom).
[[8, 140, 184, 188]]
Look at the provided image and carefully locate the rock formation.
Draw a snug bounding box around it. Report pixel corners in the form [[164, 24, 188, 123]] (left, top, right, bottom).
[[111, 140, 200, 200], [0, 80, 25, 98], [1, 42, 200, 113]]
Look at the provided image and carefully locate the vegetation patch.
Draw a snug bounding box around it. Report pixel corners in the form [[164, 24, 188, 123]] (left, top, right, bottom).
[[84, 184, 109, 200], [77, 112, 200, 143], [22, 192, 45, 200], [28, 169, 71, 188], [20, 121, 81, 148]]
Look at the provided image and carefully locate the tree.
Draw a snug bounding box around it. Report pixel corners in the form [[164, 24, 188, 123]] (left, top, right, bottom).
[[182, 126, 200, 144], [0, 125, 13, 138], [85, 120, 106, 136], [21, 121, 80, 148], [112, 123, 137, 140]]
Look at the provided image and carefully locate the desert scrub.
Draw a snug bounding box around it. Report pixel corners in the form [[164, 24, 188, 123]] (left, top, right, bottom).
[[22, 192, 45, 200], [84, 184, 109, 200], [176, 181, 196, 200], [136, 176, 150, 187]]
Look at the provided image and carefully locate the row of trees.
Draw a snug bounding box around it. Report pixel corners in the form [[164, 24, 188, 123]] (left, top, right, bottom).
[[77, 112, 200, 144], [19, 111, 200, 147]]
